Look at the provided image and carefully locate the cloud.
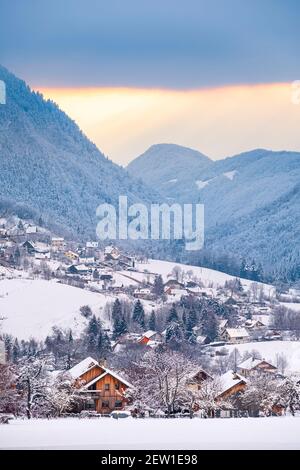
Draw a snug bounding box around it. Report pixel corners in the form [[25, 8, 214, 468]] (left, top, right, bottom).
[[37, 83, 300, 164], [1, 0, 300, 88]]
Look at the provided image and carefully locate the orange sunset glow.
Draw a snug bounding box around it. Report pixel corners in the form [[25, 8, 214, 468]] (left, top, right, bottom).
[[36, 83, 300, 164]]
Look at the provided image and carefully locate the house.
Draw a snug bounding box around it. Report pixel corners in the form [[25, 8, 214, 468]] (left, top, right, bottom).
[[165, 287, 188, 298], [133, 288, 152, 300], [216, 370, 247, 400], [79, 256, 95, 265], [237, 358, 277, 378], [86, 241, 99, 249], [67, 264, 92, 275], [64, 250, 79, 261], [51, 237, 65, 249], [138, 330, 162, 346], [68, 357, 133, 413], [221, 328, 249, 344], [23, 240, 50, 256], [25, 224, 38, 234], [196, 335, 211, 345], [34, 251, 51, 260], [164, 279, 184, 290], [104, 245, 120, 261], [0, 339, 6, 364], [187, 369, 213, 391], [218, 319, 228, 334], [244, 319, 266, 330]]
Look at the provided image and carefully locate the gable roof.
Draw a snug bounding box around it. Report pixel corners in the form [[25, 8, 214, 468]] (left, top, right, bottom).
[[68, 357, 99, 379], [219, 370, 247, 396], [68, 356, 133, 389], [224, 328, 249, 338], [83, 368, 133, 389], [238, 357, 276, 371], [140, 330, 157, 339]]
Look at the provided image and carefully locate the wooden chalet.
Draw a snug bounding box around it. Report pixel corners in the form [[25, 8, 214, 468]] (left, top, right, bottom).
[[138, 330, 162, 347], [68, 357, 133, 414], [237, 358, 277, 378], [216, 370, 247, 400], [187, 369, 213, 391], [221, 328, 249, 344]]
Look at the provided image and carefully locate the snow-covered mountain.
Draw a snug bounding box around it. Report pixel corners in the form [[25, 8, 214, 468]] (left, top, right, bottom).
[[0, 65, 158, 237], [127, 143, 211, 200], [128, 146, 300, 280]]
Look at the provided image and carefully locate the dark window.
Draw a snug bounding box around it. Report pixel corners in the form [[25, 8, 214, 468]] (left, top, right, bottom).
[[115, 400, 123, 408], [85, 399, 96, 410], [105, 383, 110, 391], [102, 400, 109, 408], [115, 382, 120, 390], [88, 382, 97, 390]]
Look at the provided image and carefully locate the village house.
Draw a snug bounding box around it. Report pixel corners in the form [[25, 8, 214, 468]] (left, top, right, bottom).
[[23, 240, 51, 257], [187, 369, 213, 392], [165, 287, 188, 299], [244, 319, 266, 330], [25, 224, 38, 234], [164, 279, 184, 290], [216, 370, 247, 401], [137, 330, 163, 347], [133, 288, 153, 300], [51, 237, 65, 250], [86, 241, 99, 249], [237, 358, 277, 378], [221, 327, 250, 344], [67, 357, 133, 414], [67, 264, 92, 276], [104, 245, 120, 261], [64, 250, 79, 261]]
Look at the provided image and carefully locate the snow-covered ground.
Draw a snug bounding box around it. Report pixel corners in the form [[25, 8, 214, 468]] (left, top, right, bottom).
[[0, 279, 111, 339], [1, 416, 300, 449], [281, 302, 300, 312], [220, 341, 300, 373], [135, 259, 275, 295]]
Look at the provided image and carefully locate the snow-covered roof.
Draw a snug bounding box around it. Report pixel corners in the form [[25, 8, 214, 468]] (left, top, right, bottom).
[[225, 328, 249, 338], [70, 264, 90, 272], [134, 288, 151, 294], [83, 367, 133, 389], [68, 357, 99, 379], [141, 330, 157, 339], [219, 370, 246, 395], [167, 288, 187, 296], [219, 319, 228, 329], [238, 357, 275, 371]]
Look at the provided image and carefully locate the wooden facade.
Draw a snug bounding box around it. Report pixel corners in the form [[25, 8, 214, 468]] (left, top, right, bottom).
[[73, 362, 131, 414]]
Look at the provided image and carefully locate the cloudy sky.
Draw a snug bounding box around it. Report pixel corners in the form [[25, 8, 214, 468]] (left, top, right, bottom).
[[1, 0, 300, 163]]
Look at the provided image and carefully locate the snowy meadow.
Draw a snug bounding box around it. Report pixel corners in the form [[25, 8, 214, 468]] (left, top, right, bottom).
[[1, 416, 300, 450]]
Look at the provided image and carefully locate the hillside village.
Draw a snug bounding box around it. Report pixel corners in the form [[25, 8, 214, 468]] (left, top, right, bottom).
[[1, 215, 300, 420]]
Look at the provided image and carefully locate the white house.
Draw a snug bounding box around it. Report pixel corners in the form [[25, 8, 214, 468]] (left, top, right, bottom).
[[221, 328, 249, 344]]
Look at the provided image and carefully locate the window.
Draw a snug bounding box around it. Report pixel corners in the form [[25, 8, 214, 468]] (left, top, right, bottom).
[[88, 382, 97, 391], [85, 399, 96, 410], [115, 382, 120, 390], [102, 400, 109, 408], [115, 400, 123, 409], [105, 383, 110, 391]]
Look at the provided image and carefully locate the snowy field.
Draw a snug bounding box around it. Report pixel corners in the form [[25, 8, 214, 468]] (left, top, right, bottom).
[[0, 279, 111, 339], [221, 341, 300, 373], [135, 259, 275, 295], [1, 417, 300, 449]]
